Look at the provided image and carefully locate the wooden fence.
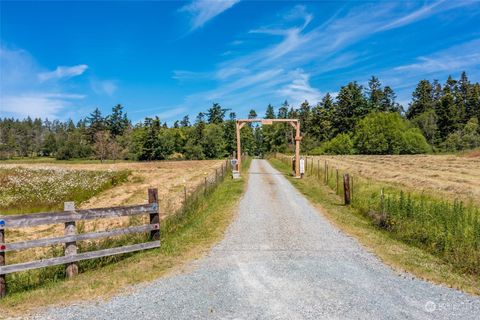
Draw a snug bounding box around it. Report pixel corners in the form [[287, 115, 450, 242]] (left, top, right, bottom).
[[0, 188, 160, 298], [0, 160, 232, 299], [274, 153, 352, 205]]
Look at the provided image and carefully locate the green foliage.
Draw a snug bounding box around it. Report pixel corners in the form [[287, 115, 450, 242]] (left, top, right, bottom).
[[407, 80, 434, 119], [411, 109, 438, 145], [334, 81, 368, 133], [1, 73, 479, 160], [354, 112, 430, 154], [202, 124, 226, 158], [206, 103, 228, 124], [443, 117, 480, 152], [311, 133, 353, 155]]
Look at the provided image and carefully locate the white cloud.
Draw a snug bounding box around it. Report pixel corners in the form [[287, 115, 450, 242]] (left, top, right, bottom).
[[394, 39, 480, 74], [172, 70, 210, 81], [91, 79, 118, 96], [174, 0, 480, 117], [277, 70, 322, 106], [1, 93, 84, 119], [180, 0, 240, 31], [380, 0, 477, 31], [38, 64, 88, 81], [0, 46, 88, 119]]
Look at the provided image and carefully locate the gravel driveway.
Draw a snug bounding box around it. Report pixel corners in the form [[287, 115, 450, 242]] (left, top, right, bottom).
[[34, 159, 480, 319]]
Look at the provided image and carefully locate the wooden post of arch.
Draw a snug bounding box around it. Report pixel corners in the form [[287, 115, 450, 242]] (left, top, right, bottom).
[[235, 119, 301, 177]]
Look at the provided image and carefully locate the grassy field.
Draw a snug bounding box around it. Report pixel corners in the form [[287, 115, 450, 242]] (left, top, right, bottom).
[[297, 155, 480, 276], [0, 158, 250, 317], [269, 157, 479, 295]]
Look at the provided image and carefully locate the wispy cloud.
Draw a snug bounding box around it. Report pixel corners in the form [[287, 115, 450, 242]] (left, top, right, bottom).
[[277, 69, 322, 106], [180, 0, 240, 31], [394, 39, 480, 74], [38, 64, 88, 82], [0, 46, 88, 119], [176, 1, 479, 117], [91, 79, 118, 96], [380, 0, 477, 31], [1, 93, 84, 119]]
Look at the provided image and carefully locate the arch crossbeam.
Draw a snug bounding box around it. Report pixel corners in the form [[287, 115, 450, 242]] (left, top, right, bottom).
[[235, 119, 301, 177]]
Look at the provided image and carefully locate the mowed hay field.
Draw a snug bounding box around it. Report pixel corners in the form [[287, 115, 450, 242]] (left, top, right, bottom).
[[308, 154, 480, 204]]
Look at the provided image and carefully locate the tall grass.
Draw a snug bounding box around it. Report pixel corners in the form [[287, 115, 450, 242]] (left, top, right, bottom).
[[0, 167, 130, 214], [273, 153, 480, 275], [4, 160, 237, 295]]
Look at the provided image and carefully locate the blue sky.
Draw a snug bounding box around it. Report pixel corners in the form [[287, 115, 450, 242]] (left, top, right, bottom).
[[1, 0, 480, 123]]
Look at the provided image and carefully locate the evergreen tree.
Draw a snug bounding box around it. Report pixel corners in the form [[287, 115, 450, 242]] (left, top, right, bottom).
[[277, 101, 289, 118], [265, 104, 275, 119], [207, 103, 227, 124], [366, 76, 384, 111], [436, 85, 459, 139], [106, 104, 130, 136], [407, 80, 433, 119], [180, 115, 191, 127], [334, 81, 368, 133], [380, 86, 401, 113], [85, 108, 105, 142]]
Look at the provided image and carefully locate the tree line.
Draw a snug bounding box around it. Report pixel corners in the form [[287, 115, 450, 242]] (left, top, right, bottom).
[[1, 72, 479, 160]]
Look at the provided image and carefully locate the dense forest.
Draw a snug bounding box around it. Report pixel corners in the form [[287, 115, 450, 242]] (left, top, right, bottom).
[[1, 72, 479, 160]]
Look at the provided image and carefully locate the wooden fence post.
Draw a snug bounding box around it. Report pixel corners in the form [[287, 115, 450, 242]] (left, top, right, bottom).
[[0, 223, 6, 298], [148, 189, 160, 241], [380, 188, 385, 222], [336, 168, 339, 194], [64, 201, 78, 278], [204, 177, 207, 196], [351, 176, 354, 201], [343, 174, 351, 205], [317, 160, 320, 179], [325, 162, 329, 185], [215, 168, 218, 184]]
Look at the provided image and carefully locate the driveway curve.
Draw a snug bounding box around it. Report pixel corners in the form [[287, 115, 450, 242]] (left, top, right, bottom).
[[35, 159, 480, 319]]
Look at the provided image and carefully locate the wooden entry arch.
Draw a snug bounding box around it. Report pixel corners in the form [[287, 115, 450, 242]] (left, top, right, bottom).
[[236, 119, 301, 177]]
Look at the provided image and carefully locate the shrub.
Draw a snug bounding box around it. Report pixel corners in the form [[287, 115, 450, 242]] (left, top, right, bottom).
[[315, 133, 354, 155], [354, 112, 430, 154], [442, 117, 480, 152]]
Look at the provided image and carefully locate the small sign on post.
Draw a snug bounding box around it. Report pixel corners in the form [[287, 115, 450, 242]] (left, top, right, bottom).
[[230, 158, 238, 169], [299, 157, 305, 178], [231, 158, 240, 179]]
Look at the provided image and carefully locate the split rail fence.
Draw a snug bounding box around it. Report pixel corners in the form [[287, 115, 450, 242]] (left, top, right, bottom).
[[0, 160, 232, 299], [0, 189, 160, 298]]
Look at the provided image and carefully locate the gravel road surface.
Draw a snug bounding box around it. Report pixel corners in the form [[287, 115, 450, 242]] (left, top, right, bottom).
[[34, 159, 480, 319]]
